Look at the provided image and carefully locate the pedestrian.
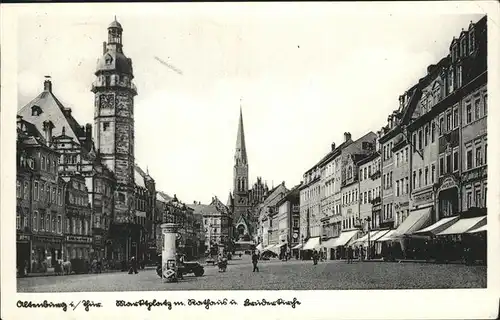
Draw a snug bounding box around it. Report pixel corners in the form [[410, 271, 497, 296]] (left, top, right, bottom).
[[128, 256, 138, 274], [251, 250, 259, 272], [312, 249, 318, 265], [347, 246, 353, 264]]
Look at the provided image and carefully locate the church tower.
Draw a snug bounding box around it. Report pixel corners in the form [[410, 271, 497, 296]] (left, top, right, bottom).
[[233, 106, 250, 224], [92, 18, 137, 223]]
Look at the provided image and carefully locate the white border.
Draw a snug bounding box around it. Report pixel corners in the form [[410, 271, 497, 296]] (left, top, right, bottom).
[[2, 2, 500, 320]]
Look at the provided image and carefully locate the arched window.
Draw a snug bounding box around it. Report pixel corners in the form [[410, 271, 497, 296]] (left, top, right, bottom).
[[347, 166, 352, 179]]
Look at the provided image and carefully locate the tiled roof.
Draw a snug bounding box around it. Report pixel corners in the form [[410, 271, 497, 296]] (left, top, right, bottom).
[[18, 86, 84, 145], [187, 203, 221, 216], [157, 191, 173, 203]]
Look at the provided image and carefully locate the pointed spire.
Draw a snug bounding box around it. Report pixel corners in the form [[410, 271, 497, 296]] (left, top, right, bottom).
[[235, 98, 247, 165]]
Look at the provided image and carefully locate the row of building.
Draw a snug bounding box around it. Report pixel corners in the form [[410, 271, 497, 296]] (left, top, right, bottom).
[[16, 18, 233, 274], [254, 16, 488, 261]]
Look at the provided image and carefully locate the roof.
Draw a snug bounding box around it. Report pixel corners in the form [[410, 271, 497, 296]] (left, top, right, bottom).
[[234, 106, 247, 164], [157, 191, 173, 203], [187, 203, 221, 216], [18, 83, 85, 146], [109, 18, 123, 30], [356, 151, 380, 167], [134, 166, 146, 188]]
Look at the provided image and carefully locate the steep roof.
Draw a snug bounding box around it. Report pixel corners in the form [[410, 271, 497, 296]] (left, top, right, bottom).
[[187, 203, 221, 216], [18, 81, 85, 145], [234, 106, 247, 164], [134, 166, 146, 188], [157, 191, 173, 203]]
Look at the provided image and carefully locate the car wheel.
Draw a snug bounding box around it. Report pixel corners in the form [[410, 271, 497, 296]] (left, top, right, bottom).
[[194, 268, 204, 277]]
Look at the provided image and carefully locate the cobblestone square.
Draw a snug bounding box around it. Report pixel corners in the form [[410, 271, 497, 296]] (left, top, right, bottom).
[[18, 257, 486, 292]]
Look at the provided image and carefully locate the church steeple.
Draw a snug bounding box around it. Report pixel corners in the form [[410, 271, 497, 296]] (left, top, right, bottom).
[[235, 101, 247, 165]]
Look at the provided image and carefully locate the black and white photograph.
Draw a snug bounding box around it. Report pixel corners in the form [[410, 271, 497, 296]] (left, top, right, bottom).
[[1, 2, 499, 319]]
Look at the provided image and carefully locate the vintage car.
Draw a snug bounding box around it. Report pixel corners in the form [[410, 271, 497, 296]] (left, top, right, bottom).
[[156, 260, 205, 278]]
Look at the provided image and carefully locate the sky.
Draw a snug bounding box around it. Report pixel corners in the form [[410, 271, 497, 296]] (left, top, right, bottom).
[[15, 4, 484, 204]]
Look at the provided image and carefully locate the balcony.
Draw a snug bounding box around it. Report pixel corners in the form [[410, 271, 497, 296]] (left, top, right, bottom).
[[370, 196, 381, 205], [370, 170, 381, 180], [91, 79, 137, 95]]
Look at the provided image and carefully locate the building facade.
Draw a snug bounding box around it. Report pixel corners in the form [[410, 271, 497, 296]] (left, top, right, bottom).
[[358, 152, 382, 229], [92, 18, 142, 261]]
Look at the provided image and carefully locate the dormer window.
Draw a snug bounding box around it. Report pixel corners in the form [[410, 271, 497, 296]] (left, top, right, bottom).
[[461, 37, 468, 57], [31, 105, 42, 116], [469, 29, 475, 53]]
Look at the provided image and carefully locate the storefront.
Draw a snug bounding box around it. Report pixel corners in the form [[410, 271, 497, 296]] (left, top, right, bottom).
[[390, 206, 432, 259], [32, 234, 64, 272], [65, 235, 93, 261], [92, 234, 105, 260], [16, 233, 31, 275]]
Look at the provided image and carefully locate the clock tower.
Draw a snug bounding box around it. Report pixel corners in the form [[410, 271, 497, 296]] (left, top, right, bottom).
[[233, 106, 250, 224], [92, 18, 137, 224]]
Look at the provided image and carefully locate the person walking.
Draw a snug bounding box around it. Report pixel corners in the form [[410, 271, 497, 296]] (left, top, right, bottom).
[[128, 256, 138, 274], [251, 251, 259, 272], [347, 246, 353, 264]]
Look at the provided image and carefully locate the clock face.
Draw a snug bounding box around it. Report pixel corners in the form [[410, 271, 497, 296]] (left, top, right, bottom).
[[99, 94, 114, 109]]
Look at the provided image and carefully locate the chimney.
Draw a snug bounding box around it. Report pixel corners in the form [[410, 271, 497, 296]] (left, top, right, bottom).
[[344, 132, 352, 142], [63, 108, 72, 117], [43, 78, 52, 92], [103, 42, 107, 55], [331, 142, 336, 151], [42, 120, 54, 144]]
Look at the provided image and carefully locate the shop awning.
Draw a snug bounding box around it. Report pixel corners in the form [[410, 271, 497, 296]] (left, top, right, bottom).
[[391, 207, 432, 239], [438, 216, 487, 236], [263, 244, 275, 251], [468, 223, 487, 233], [255, 243, 263, 251], [414, 216, 460, 236], [303, 237, 321, 250], [292, 243, 303, 250], [376, 230, 396, 242], [321, 237, 339, 249], [332, 230, 360, 247], [371, 229, 391, 241], [352, 230, 382, 246]]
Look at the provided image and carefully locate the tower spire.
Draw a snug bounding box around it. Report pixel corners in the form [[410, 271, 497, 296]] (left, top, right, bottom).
[[235, 98, 247, 164]]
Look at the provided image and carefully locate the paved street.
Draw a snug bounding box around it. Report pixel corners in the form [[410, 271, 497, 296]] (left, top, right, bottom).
[[18, 256, 486, 292]]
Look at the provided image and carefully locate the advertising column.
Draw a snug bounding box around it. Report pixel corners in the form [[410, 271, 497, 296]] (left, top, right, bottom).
[[161, 223, 178, 282]]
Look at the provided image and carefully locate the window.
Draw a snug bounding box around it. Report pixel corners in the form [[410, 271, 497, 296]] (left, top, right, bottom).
[[469, 30, 475, 52], [476, 146, 482, 166], [41, 156, 46, 170], [368, 190, 372, 202], [418, 130, 423, 150], [40, 213, 45, 231], [404, 148, 408, 162], [364, 192, 367, 204], [448, 69, 454, 93], [484, 94, 488, 115], [424, 125, 428, 146], [474, 99, 481, 120], [439, 117, 444, 135], [17, 214, 21, 230], [418, 169, 422, 188], [484, 185, 487, 206], [431, 164, 436, 184], [17, 180, 21, 198], [33, 212, 38, 231], [425, 167, 429, 186], [457, 65, 462, 88], [396, 181, 400, 197], [431, 122, 436, 143], [446, 112, 452, 132], [466, 104, 472, 123], [475, 188, 482, 207], [461, 38, 467, 57], [413, 171, 416, 189], [103, 122, 110, 131], [466, 149, 473, 170], [57, 216, 62, 233], [34, 181, 39, 200], [396, 153, 400, 167], [46, 214, 51, 232], [485, 142, 488, 164], [412, 134, 417, 152], [446, 152, 454, 174], [405, 177, 409, 194], [389, 172, 392, 188], [439, 157, 444, 176], [446, 154, 452, 174], [24, 182, 28, 199], [453, 108, 459, 128]]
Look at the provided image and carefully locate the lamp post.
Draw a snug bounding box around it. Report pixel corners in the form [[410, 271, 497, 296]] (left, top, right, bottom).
[[366, 216, 372, 260]]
